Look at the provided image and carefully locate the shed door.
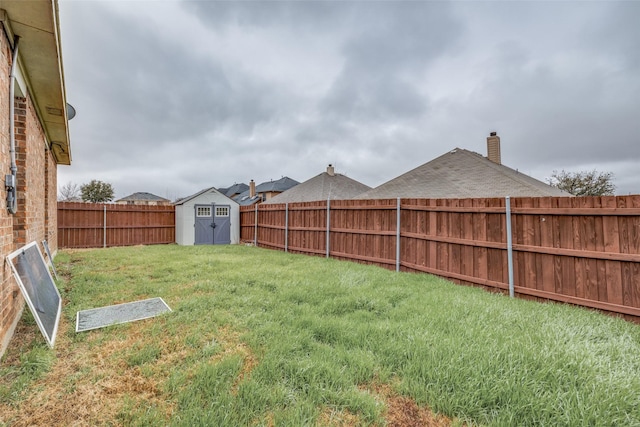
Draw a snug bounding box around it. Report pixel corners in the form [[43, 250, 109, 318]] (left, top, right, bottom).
[[194, 205, 214, 245], [213, 205, 231, 244], [194, 204, 232, 245]]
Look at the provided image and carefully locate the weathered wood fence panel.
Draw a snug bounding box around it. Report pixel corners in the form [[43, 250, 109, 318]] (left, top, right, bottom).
[[58, 202, 175, 248], [288, 201, 327, 256], [329, 199, 397, 266], [240, 195, 640, 321], [400, 198, 511, 293]]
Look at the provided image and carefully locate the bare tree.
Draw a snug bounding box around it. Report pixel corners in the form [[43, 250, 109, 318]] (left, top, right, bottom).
[[58, 181, 81, 201], [548, 170, 615, 196]]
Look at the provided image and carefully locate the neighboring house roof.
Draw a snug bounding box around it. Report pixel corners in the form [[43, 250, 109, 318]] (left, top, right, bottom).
[[256, 177, 299, 193], [116, 192, 171, 203], [1, 1, 71, 164], [233, 193, 263, 206], [233, 177, 300, 206], [173, 187, 238, 206], [264, 166, 371, 204], [217, 183, 249, 198], [356, 148, 570, 199]]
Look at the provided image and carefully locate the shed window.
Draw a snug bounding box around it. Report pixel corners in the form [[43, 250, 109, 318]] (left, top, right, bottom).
[[216, 207, 229, 217], [196, 206, 211, 217]]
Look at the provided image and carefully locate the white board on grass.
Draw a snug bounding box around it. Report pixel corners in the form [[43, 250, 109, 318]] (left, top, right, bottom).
[[7, 241, 62, 348], [76, 297, 172, 332]]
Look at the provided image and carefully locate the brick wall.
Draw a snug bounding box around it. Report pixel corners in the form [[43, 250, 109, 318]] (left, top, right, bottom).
[[46, 145, 58, 254], [0, 30, 58, 356], [14, 96, 47, 246], [0, 27, 21, 356]]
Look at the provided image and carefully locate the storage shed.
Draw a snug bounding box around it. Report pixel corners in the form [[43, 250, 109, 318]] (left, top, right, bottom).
[[175, 187, 240, 245]]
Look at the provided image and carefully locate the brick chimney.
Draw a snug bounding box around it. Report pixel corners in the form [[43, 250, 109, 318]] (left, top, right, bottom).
[[327, 164, 335, 176], [486, 132, 501, 164], [249, 179, 256, 198]]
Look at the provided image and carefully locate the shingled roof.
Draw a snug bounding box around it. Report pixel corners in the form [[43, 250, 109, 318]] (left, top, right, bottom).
[[255, 176, 299, 193], [233, 176, 300, 206], [116, 192, 171, 203], [264, 165, 371, 204], [217, 183, 249, 198], [356, 148, 569, 200], [173, 187, 237, 206]]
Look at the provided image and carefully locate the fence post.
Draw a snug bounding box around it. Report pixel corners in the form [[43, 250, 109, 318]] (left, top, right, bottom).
[[254, 204, 258, 247], [103, 204, 107, 248], [505, 196, 514, 298], [285, 203, 289, 253], [396, 197, 401, 272], [326, 199, 330, 258]]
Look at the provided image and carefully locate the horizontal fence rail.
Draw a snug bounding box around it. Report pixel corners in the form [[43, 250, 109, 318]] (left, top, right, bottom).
[[58, 202, 175, 248], [241, 195, 640, 322]]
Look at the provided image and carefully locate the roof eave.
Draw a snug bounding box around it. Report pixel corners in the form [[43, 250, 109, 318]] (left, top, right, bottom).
[[0, 0, 71, 165]]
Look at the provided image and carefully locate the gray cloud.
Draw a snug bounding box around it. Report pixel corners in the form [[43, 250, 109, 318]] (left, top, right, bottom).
[[589, 2, 640, 71], [58, 0, 640, 198], [183, 0, 353, 31], [322, 2, 461, 121]]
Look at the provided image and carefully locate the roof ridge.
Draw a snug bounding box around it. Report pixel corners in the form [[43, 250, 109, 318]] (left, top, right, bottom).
[[174, 186, 233, 205], [356, 146, 567, 199], [474, 152, 559, 192]]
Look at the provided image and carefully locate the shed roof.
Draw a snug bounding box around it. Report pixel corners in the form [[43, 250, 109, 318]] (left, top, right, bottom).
[[173, 187, 238, 206], [356, 148, 570, 199]]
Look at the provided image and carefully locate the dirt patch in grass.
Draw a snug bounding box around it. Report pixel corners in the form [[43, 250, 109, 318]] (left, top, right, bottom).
[[208, 325, 258, 395], [385, 394, 452, 427], [0, 314, 37, 367], [3, 316, 451, 427], [0, 316, 176, 426], [0, 319, 38, 421], [368, 383, 455, 427], [1, 317, 120, 426], [317, 407, 363, 426], [316, 382, 455, 426]]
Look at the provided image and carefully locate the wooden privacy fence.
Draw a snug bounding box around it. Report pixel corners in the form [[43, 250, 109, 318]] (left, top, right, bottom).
[[241, 196, 640, 321], [58, 202, 175, 248]]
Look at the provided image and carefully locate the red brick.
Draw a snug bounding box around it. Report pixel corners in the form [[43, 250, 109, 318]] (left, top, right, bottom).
[[0, 28, 62, 356]]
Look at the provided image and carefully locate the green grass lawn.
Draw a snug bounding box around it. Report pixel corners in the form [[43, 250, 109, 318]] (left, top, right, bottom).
[[1, 244, 639, 426]]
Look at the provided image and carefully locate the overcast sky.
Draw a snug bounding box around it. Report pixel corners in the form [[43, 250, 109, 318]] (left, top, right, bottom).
[[57, 0, 640, 200]]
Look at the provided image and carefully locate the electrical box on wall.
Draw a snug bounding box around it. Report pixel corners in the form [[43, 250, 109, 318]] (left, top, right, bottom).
[[5, 174, 15, 188]]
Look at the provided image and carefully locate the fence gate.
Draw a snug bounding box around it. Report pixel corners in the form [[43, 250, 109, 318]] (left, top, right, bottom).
[[194, 204, 231, 245]]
